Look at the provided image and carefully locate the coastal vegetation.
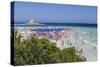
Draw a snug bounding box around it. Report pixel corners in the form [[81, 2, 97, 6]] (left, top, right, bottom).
[[12, 29, 85, 65]]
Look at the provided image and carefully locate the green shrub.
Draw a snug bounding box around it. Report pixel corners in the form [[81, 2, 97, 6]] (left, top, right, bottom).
[[13, 30, 85, 65]]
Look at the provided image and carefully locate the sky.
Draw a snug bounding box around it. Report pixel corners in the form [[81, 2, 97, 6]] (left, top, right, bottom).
[[13, 1, 97, 24]]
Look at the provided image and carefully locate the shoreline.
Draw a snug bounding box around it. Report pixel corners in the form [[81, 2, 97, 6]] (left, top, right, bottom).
[[14, 26, 97, 61]]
